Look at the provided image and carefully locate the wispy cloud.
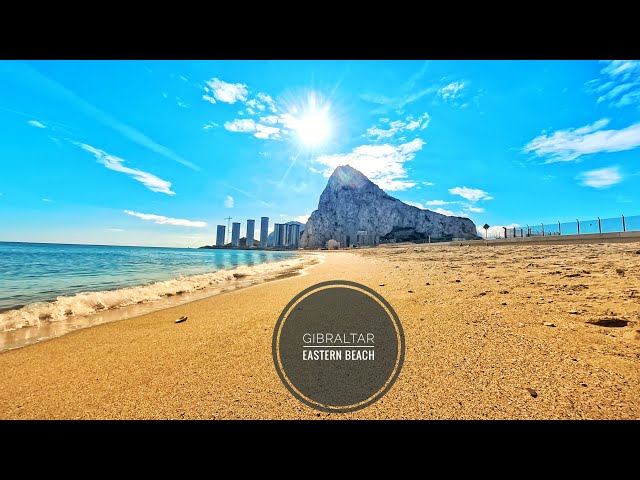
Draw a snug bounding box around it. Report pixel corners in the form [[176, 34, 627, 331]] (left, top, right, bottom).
[[422, 181, 434, 186], [585, 60, 640, 108], [313, 138, 424, 191], [203, 121, 219, 130], [224, 119, 255, 132], [466, 206, 485, 213], [224, 118, 282, 140], [224, 195, 234, 208], [438, 81, 465, 101], [27, 120, 45, 128], [432, 207, 468, 217], [448, 186, 491, 202], [124, 210, 207, 228], [3, 62, 198, 171], [176, 97, 188, 108], [404, 201, 425, 209], [80, 143, 175, 195], [523, 119, 640, 162], [107, 228, 124, 232], [294, 214, 310, 223], [425, 200, 451, 206], [577, 166, 623, 188], [365, 112, 430, 142], [204, 78, 248, 104], [41, 198, 53, 202]]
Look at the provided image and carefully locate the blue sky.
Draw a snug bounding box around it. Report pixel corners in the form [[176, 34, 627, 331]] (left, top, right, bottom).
[[0, 60, 639, 247]]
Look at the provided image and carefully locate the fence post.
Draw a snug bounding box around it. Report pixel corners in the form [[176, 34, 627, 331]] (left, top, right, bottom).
[[558, 221, 561, 236], [541, 223, 544, 236], [503, 227, 507, 238], [577, 219, 580, 235], [622, 214, 626, 232], [598, 217, 601, 234]]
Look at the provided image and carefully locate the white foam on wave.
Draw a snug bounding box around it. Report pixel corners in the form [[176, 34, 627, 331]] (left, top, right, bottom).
[[0, 254, 320, 333]]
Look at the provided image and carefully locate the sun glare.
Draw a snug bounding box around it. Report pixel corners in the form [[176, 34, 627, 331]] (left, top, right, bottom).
[[297, 110, 331, 146], [282, 91, 334, 148]]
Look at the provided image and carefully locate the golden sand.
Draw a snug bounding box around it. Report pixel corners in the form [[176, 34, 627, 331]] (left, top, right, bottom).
[[1, 241, 639, 419]]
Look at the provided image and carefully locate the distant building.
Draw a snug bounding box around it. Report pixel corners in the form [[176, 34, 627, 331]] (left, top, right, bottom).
[[326, 239, 339, 250], [260, 217, 269, 248], [216, 225, 226, 246], [231, 222, 241, 247], [246, 219, 255, 248], [286, 223, 301, 249], [274, 223, 286, 247]]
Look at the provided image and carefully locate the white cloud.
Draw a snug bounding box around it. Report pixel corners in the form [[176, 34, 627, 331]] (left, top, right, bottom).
[[432, 207, 456, 216], [107, 228, 124, 232], [27, 120, 46, 128], [422, 181, 435, 186], [224, 119, 256, 132], [124, 210, 207, 228], [257, 93, 278, 112], [260, 115, 279, 125], [79, 143, 175, 195], [425, 200, 450, 206], [246, 107, 255, 115], [366, 113, 430, 141], [438, 81, 465, 101], [202, 94, 216, 104], [585, 60, 640, 108], [577, 166, 623, 188], [448, 186, 490, 202], [294, 214, 310, 224], [404, 201, 425, 209], [203, 121, 219, 130], [524, 119, 640, 162], [254, 124, 280, 139], [466, 206, 485, 213], [176, 98, 188, 108], [204, 78, 248, 104], [313, 138, 424, 191], [224, 195, 234, 208], [42, 198, 52, 202], [482, 196, 494, 201]]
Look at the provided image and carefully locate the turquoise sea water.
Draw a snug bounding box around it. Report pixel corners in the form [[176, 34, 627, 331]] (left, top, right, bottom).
[[0, 242, 296, 312]]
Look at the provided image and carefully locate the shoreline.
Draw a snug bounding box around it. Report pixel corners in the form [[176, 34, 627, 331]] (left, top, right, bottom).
[[0, 253, 322, 352]]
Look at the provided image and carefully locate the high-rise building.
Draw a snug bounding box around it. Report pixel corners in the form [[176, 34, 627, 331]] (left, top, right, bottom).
[[273, 223, 282, 247], [274, 223, 286, 247], [260, 217, 269, 248], [216, 225, 226, 246], [246, 219, 255, 248], [286, 223, 301, 249], [231, 222, 241, 247]]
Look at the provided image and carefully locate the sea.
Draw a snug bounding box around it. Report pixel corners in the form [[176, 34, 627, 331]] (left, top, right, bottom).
[[0, 242, 304, 350]]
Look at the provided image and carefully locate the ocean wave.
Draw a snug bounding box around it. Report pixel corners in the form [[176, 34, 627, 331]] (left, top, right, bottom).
[[0, 255, 319, 333]]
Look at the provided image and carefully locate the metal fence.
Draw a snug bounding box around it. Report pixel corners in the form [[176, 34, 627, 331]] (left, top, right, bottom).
[[489, 214, 640, 240]]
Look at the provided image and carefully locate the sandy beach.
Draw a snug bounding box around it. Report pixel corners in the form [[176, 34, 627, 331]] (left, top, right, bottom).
[[1, 241, 639, 419]]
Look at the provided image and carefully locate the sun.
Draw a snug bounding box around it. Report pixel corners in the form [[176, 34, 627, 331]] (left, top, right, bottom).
[[281, 91, 333, 148], [296, 110, 331, 147]]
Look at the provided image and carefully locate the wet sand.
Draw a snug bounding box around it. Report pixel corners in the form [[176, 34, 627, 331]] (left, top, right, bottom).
[[1, 242, 639, 419]]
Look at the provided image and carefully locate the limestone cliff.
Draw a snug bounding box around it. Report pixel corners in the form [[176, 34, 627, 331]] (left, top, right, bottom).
[[299, 165, 480, 248]]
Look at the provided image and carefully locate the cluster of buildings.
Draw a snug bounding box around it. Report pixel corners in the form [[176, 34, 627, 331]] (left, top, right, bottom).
[[214, 217, 301, 250]]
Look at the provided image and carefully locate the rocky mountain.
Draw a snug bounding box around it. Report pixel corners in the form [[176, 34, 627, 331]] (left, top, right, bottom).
[[299, 165, 480, 248]]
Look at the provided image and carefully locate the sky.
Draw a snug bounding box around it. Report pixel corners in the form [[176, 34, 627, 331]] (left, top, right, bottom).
[[0, 60, 639, 247]]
